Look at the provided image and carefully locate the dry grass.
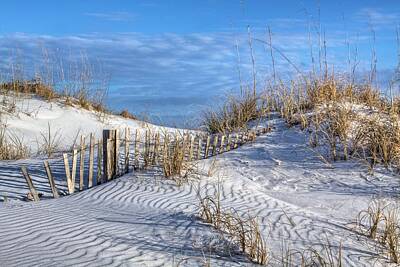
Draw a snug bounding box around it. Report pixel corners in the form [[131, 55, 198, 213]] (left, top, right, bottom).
[[308, 106, 400, 171], [268, 75, 400, 171], [203, 89, 261, 134], [306, 78, 382, 110], [357, 200, 386, 239], [36, 122, 62, 157], [281, 241, 343, 267], [162, 133, 197, 185], [382, 207, 400, 263], [353, 115, 400, 170], [0, 123, 30, 160], [0, 79, 109, 117], [309, 104, 354, 161], [356, 200, 400, 264], [197, 183, 269, 265], [120, 109, 137, 120], [0, 79, 58, 101]]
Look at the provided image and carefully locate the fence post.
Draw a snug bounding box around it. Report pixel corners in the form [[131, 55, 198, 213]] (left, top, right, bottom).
[[153, 132, 159, 165], [134, 129, 140, 170], [234, 134, 240, 148], [115, 129, 120, 176], [97, 140, 102, 185], [71, 149, 78, 192], [44, 161, 59, 198], [197, 136, 202, 160], [125, 127, 130, 174], [204, 136, 211, 159], [88, 134, 94, 188], [212, 135, 219, 156], [226, 134, 232, 151], [21, 166, 40, 201], [183, 133, 189, 160], [143, 129, 149, 168], [103, 129, 116, 182], [219, 135, 225, 153], [189, 135, 194, 161], [79, 135, 86, 191]]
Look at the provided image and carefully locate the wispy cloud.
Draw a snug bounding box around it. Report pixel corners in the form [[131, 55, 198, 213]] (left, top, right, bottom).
[[0, 24, 396, 125], [355, 7, 400, 27], [84, 12, 136, 22]]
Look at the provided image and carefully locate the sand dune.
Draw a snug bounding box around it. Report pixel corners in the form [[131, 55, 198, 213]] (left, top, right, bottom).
[[0, 115, 397, 266]]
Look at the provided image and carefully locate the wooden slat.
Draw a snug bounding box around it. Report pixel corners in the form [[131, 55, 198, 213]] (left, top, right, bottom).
[[103, 130, 116, 181], [204, 136, 211, 159], [88, 134, 95, 188], [143, 129, 149, 168], [234, 134, 239, 149], [97, 140, 102, 185], [63, 153, 73, 193], [212, 135, 218, 156], [189, 135, 195, 161], [182, 133, 188, 160], [79, 135, 86, 191], [226, 134, 232, 151], [107, 138, 112, 180], [21, 166, 40, 201], [71, 149, 78, 193], [125, 128, 130, 173], [115, 129, 120, 176], [134, 129, 140, 170], [44, 161, 59, 198], [162, 134, 169, 164], [197, 137, 202, 160], [152, 132, 159, 165], [219, 135, 225, 154]]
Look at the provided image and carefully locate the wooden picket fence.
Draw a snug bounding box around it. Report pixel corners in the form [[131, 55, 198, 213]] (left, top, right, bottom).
[[20, 126, 271, 201]]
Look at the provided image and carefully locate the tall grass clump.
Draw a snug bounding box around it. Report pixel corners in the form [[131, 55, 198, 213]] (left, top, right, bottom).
[[198, 183, 269, 265], [161, 133, 196, 185], [0, 50, 110, 118], [356, 200, 400, 264], [0, 124, 30, 160], [203, 89, 262, 134], [281, 241, 343, 267], [353, 114, 400, 170], [36, 122, 62, 158], [0, 79, 58, 101], [309, 103, 354, 161]]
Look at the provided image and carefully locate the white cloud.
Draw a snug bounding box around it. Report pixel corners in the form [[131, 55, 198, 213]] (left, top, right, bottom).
[[84, 12, 136, 22], [355, 8, 400, 27]]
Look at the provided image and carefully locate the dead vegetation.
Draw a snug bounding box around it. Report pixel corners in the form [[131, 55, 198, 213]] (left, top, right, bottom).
[[0, 123, 30, 160], [0, 79, 109, 114], [203, 89, 262, 134], [36, 122, 62, 158], [120, 109, 137, 120], [161, 133, 198, 185], [356, 200, 400, 264], [197, 182, 269, 265], [281, 241, 343, 267], [251, 75, 400, 172]]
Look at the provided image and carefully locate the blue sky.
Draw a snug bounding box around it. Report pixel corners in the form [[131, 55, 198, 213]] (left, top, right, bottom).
[[0, 1, 399, 126]]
